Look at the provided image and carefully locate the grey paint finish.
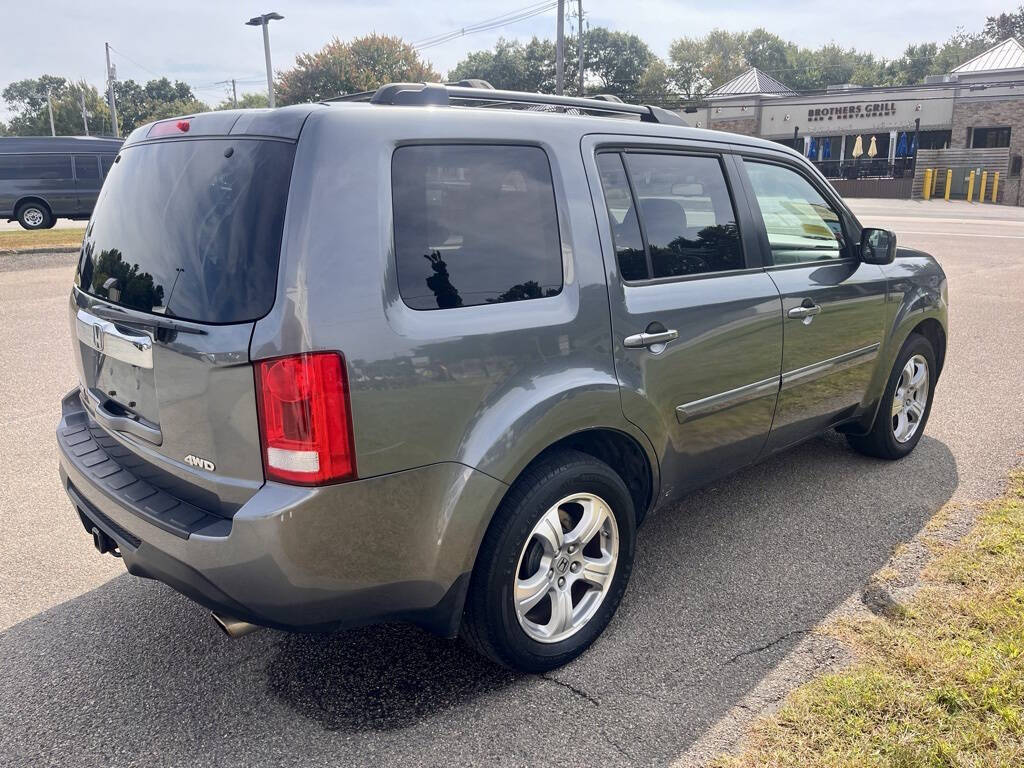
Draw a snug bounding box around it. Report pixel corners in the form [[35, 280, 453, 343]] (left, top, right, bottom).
[[56, 100, 948, 636]]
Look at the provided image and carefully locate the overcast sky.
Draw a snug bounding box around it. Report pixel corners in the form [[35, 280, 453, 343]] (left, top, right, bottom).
[[0, 1, 1010, 120]]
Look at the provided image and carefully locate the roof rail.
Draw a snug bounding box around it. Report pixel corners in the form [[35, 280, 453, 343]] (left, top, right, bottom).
[[324, 82, 687, 126]]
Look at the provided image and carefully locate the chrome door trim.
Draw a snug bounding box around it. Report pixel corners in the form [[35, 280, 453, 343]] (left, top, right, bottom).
[[676, 375, 781, 424], [76, 309, 154, 369], [780, 343, 880, 391]]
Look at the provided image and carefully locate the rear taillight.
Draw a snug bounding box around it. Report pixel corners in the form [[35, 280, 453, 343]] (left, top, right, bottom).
[[254, 352, 356, 485]]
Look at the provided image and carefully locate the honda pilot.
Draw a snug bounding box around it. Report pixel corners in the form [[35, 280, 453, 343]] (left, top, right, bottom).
[[57, 83, 948, 672]]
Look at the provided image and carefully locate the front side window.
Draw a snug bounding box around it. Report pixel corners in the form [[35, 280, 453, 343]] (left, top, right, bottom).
[[596, 151, 744, 280], [74, 154, 100, 183], [744, 160, 846, 264], [392, 144, 562, 310]]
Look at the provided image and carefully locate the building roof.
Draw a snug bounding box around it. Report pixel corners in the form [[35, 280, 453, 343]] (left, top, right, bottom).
[[952, 38, 1024, 74], [708, 67, 796, 97]]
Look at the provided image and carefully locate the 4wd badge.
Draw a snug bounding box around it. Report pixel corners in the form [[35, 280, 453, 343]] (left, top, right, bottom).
[[184, 454, 216, 472]]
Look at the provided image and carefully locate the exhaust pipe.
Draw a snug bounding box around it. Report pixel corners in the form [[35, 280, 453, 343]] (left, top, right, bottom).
[[211, 612, 261, 638]]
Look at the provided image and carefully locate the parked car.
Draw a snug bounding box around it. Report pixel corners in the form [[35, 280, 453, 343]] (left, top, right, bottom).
[[56, 84, 947, 672], [1, 136, 122, 229]]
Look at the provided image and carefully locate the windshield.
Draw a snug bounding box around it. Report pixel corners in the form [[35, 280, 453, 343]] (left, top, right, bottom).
[[75, 138, 295, 324]]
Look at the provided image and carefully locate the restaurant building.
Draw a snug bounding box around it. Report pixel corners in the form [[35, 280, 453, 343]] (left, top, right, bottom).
[[680, 38, 1024, 204]]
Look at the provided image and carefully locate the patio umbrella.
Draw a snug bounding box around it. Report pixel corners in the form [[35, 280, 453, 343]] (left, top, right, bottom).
[[852, 135, 864, 158], [808, 136, 818, 159], [896, 132, 908, 158], [823, 137, 832, 159], [868, 135, 878, 158]]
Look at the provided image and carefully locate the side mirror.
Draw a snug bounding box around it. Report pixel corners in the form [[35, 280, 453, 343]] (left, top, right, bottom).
[[859, 227, 897, 265]]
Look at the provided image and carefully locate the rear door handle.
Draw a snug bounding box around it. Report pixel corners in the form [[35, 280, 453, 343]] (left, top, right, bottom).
[[787, 302, 822, 320], [623, 329, 679, 349]]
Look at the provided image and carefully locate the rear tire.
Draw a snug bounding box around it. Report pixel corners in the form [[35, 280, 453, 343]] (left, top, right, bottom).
[[462, 449, 636, 672], [16, 201, 53, 230], [846, 333, 936, 460]]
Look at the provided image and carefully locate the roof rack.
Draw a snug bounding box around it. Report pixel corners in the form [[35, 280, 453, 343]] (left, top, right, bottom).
[[326, 82, 687, 126]]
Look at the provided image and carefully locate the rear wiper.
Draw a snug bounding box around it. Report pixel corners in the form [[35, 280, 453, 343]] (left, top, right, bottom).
[[87, 304, 208, 335]]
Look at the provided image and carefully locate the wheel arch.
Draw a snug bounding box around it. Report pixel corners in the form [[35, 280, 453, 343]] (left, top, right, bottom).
[[14, 195, 53, 216]]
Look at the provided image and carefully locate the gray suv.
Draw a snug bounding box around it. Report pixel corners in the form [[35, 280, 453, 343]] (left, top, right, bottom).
[[57, 83, 947, 672]]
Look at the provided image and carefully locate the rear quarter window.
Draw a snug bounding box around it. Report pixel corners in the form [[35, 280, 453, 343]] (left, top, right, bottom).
[[392, 144, 563, 310]]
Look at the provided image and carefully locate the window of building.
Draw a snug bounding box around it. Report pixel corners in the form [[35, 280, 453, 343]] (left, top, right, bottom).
[[972, 127, 1011, 149], [0, 153, 73, 180], [743, 160, 847, 264], [596, 152, 743, 281], [917, 130, 951, 151], [392, 144, 562, 310]]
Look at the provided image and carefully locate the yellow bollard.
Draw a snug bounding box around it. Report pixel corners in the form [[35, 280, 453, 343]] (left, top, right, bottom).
[[923, 168, 933, 200], [944, 169, 952, 200], [967, 170, 976, 202], [980, 171, 988, 202], [933, 168, 941, 197], [992, 172, 1000, 202]]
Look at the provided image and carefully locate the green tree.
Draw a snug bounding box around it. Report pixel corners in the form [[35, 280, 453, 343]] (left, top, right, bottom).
[[2, 76, 111, 136], [984, 6, 1024, 41], [112, 78, 207, 133], [216, 91, 270, 110], [584, 27, 657, 98], [448, 37, 556, 92], [668, 36, 710, 98], [701, 29, 748, 90], [276, 34, 439, 104], [743, 29, 790, 75]]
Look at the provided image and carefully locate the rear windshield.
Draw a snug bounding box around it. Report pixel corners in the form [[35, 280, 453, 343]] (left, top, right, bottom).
[[75, 138, 295, 324]]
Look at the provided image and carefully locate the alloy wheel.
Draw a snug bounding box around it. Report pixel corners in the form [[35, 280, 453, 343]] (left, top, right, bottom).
[[513, 492, 619, 644], [891, 353, 929, 443]]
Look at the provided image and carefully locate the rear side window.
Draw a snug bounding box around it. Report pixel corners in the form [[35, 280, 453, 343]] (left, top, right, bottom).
[[100, 154, 116, 177], [74, 154, 100, 181], [75, 138, 295, 323], [596, 153, 647, 280], [392, 144, 562, 310], [0, 153, 73, 180]]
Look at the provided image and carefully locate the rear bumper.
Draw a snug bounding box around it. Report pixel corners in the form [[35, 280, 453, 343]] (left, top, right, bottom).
[[56, 390, 507, 636]]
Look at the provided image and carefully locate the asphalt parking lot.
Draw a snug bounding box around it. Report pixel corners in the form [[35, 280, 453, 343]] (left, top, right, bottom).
[[1, 198, 1021, 767]]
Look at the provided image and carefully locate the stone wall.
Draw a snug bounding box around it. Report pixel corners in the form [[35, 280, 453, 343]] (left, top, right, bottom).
[[709, 116, 759, 136], [951, 98, 1024, 204]]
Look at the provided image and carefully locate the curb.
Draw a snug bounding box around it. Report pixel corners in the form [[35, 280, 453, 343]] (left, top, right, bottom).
[[0, 245, 80, 256]]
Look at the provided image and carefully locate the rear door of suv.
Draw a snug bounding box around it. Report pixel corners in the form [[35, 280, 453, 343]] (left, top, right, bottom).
[[585, 135, 784, 501], [69, 115, 302, 517]]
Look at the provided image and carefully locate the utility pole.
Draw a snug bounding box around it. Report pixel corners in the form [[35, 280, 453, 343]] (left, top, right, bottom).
[[246, 12, 284, 108], [105, 43, 120, 138], [80, 91, 90, 135], [45, 88, 56, 136], [232, 79, 238, 107], [577, 0, 584, 96], [555, 0, 565, 95]]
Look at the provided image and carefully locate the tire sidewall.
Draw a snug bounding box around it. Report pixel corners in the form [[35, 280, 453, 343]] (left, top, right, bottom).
[[485, 461, 636, 669], [878, 334, 937, 457], [18, 203, 51, 230]]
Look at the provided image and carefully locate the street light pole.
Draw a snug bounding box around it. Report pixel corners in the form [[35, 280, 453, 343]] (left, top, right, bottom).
[[246, 12, 283, 108], [555, 0, 565, 95], [45, 88, 56, 136], [577, 0, 584, 96], [104, 42, 120, 138]]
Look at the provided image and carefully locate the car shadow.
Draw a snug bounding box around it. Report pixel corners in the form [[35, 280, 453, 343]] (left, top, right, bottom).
[[0, 432, 957, 766]]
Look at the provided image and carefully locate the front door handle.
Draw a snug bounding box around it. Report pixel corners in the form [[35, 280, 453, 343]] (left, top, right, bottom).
[[623, 329, 679, 349], [787, 301, 822, 320]]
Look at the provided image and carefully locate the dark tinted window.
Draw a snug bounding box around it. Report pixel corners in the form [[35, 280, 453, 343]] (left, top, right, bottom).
[[101, 154, 116, 177], [74, 154, 100, 181], [0, 153, 72, 180], [972, 126, 1011, 149], [624, 153, 743, 279], [75, 138, 295, 323], [596, 153, 648, 280], [392, 145, 562, 310]]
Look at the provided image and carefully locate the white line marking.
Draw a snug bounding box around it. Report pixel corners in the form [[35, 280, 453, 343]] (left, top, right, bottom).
[[895, 230, 1024, 239]]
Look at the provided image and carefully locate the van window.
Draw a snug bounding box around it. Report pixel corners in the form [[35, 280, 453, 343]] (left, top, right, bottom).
[[74, 155, 100, 181], [0, 153, 73, 180], [101, 155, 116, 177], [392, 144, 562, 310], [75, 138, 295, 323], [622, 153, 743, 279]]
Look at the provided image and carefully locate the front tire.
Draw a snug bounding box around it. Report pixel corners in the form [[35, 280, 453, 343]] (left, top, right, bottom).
[[462, 449, 636, 672], [847, 333, 936, 460], [16, 202, 53, 230]]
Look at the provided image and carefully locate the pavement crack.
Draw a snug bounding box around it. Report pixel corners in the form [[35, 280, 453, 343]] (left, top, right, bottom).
[[539, 673, 600, 706], [726, 628, 811, 664]]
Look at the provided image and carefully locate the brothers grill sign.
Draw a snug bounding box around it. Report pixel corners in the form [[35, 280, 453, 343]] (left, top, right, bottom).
[[807, 102, 897, 121]]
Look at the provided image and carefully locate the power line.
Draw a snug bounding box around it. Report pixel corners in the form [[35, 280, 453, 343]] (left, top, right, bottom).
[[413, 0, 558, 51]]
